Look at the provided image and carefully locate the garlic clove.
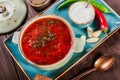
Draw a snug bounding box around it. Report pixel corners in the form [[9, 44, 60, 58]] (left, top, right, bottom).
[[93, 30, 102, 37], [87, 26, 94, 38], [86, 37, 99, 43]]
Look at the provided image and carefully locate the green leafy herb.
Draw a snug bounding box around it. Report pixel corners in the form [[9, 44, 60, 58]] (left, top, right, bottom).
[[90, 1, 112, 13]]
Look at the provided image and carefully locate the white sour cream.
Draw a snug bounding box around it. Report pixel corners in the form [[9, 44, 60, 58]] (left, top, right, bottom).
[[69, 2, 95, 25]]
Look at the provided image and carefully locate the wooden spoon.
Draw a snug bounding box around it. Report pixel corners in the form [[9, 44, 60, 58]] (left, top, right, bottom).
[[72, 55, 114, 80]]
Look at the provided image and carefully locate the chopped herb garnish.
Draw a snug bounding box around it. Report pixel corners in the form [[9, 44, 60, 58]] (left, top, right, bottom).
[[33, 42, 42, 48], [48, 20, 54, 24], [32, 30, 56, 48], [47, 30, 56, 41]]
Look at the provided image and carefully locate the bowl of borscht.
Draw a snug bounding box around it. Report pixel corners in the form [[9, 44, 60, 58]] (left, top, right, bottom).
[[19, 15, 75, 70]]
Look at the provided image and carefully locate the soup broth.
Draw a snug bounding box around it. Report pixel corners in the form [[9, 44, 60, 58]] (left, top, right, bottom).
[[21, 18, 73, 65]]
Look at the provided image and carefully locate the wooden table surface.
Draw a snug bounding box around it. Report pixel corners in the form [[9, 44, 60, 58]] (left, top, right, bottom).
[[0, 0, 120, 80]]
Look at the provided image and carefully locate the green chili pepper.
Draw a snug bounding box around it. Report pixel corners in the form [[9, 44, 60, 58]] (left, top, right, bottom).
[[90, 1, 112, 13], [57, 0, 111, 13], [57, 0, 82, 10], [57, 0, 94, 10]]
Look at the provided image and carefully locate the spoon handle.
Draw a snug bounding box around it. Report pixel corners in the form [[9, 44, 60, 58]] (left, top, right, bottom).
[[72, 68, 96, 80]]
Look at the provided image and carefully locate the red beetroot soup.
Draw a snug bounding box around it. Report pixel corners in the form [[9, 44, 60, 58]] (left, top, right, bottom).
[[21, 17, 73, 65]]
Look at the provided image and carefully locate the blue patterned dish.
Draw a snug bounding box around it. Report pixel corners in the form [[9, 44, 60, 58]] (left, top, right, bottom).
[[4, 0, 120, 79]]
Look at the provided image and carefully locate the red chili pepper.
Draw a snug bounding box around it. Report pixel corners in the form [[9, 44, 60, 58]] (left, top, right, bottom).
[[93, 6, 109, 34]]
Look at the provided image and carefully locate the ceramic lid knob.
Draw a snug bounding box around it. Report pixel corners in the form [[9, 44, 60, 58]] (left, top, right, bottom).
[[0, 6, 9, 16], [0, 6, 6, 13]]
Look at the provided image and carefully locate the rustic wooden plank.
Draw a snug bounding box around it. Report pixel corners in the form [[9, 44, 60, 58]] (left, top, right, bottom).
[[13, 61, 28, 80], [0, 36, 19, 80]]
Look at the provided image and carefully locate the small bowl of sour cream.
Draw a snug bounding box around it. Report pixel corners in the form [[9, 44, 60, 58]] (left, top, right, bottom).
[[68, 2, 95, 28]]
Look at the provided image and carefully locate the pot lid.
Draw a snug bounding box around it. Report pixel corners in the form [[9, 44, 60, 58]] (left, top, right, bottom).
[[0, 0, 27, 34]]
